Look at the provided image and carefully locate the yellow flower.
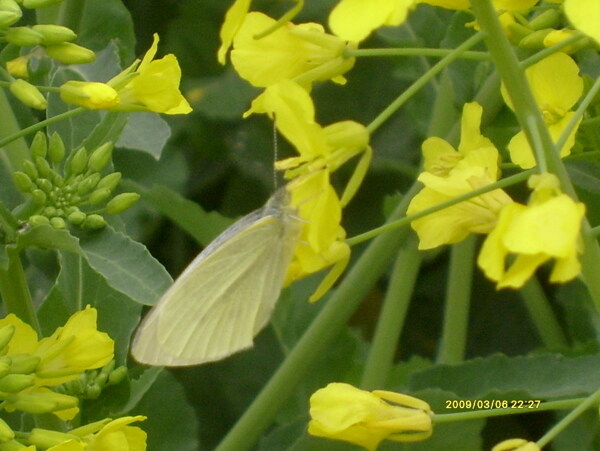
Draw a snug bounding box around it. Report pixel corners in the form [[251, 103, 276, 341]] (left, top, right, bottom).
[[502, 52, 583, 169], [408, 166, 513, 249], [420, 0, 470, 10], [247, 80, 371, 204], [108, 33, 192, 114], [328, 0, 418, 42], [564, 0, 600, 45], [478, 173, 585, 289], [59, 81, 120, 110], [34, 305, 114, 385], [74, 416, 147, 450], [422, 102, 499, 179], [286, 171, 350, 302], [492, 438, 541, 451], [308, 382, 432, 451], [231, 12, 355, 87], [217, 0, 251, 64]]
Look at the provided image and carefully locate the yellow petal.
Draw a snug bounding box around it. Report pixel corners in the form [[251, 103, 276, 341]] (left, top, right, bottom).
[[564, 0, 600, 45]]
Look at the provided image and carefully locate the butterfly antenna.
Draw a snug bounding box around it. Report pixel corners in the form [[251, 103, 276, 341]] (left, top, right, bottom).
[[272, 115, 279, 190]]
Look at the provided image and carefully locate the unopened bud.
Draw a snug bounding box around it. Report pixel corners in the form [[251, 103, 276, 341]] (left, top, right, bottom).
[[12, 172, 33, 192], [0, 417, 14, 443], [31, 189, 46, 206], [34, 156, 50, 178], [6, 26, 43, 46], [48, 132, 65, 164], [9, 354, 40, 374], [82, 214, 106, 230], [88, 188, 111, 205], [0, 0, 22, 28], [97, 172, 121, 191], [59, 80, 119, 110], [108, 365, 128, 385], [106, 192, 140, 214], [32, 24, 76, 45], [27, 428, 79, 449], [0, 325, 15, 352], [9, 79, 47, 110], [529, 9, 560, 31], [45, 42, 95, 65], [21, 160, 37, 179], [67, 210, 86, 225], [0, 373, 35, 393], [29, 214, 49, 226], [0, 359, 10, 378], [85, 382, 101, 399], [36, 178, 52, 193], [30, 132, 47, 158], [68, 147, 87, 176], [49, 217, 66, 229], [519, 29, 551, 50], [7, 390, 77, 414], [88, 142, 113, 172]]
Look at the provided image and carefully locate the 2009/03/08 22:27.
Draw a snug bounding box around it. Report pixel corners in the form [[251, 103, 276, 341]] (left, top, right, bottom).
[[444, 399, 542, 410]]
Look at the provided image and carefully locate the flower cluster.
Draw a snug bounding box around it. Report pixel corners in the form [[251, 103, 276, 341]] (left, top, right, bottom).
[[12, 131, 139, 231], [0, 307, 143, 450], [308, 383, 432, 450]]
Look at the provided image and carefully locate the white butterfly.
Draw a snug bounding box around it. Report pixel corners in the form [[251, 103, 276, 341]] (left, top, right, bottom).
[[131, 188, 302, 366]]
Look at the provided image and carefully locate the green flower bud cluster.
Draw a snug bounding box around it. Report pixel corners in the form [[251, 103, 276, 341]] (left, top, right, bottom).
[[54, 360, 128, 400], [13, 132, 140, 230]]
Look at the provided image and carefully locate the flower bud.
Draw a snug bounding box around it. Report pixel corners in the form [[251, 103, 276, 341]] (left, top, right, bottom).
[[21, 160, 37, 179], [44, 42, 96, 65], [34, 156, 51, 178], [82, 214, 106, 230], [6, 27, 44, 46], [36, 178, 52, 193], [69, 418, 110, 437], [88, 188, 111, 205], [6, 55, 29, 78], [47, 132, 65, 164], [108, 365, 127, 385], [88, 142, 113, 172], [0, 358, 10, 378], [30, 131, 47, 158], [12, 172, 33, 192], [85, 382, 101, 399], [529, 9, 560, 31], [68, 147, 87, 176], [0, 373, 35, 393], [67, 210, 86, 225], [49, 217, 66, 229], [29, 215, 49, 226], [59, 80, 120, 110], [7, 390, 77, 414], [519, 29, 551, 50], [27, 428, 79, 449], [32, 24, 76, 45], [0, 0, 22, 28], [51, 173, 64, 187], [97, 172, 121, 191], [106, 192, 140, 214], [9, 79, 47, 110], [31, 190, 46, 206], [0, 326, 14, 354], [0, 417, 14, 443]]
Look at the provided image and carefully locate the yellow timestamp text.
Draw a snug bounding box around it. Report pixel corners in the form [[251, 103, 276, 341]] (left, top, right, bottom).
[[444, 399, 541, 410]]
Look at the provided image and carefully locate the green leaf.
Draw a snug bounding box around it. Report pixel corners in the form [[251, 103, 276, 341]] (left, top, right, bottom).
[[78, 226, 172, 305], [81, 112, 129, 155], [16, 225, 81, 253], [409, 352, 600, 399], [118, 366, 164, 416], [39, 251, 143, 363], [130, 370, 200, 451], [140, 184, 234, 246], [116, 113, 171, 160]]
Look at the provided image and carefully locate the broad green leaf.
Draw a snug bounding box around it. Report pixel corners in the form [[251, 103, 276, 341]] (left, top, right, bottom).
[[140, 184, 234, 246], [118, 366, 163, 416], [130, 370, 200, 451], [39, 251, 143, 363], [82, 112, 129, 155], [78, 226, 172, 305], [116, 113, 171, 160], [409, 352, 600, 399], [16, 225, 81, 253]]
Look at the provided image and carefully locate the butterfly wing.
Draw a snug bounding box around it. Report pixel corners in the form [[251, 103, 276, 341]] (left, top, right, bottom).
[[131, 210, 300, 366]]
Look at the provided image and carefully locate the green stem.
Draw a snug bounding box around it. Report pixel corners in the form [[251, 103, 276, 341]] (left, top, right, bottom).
[[216, 183, 423, 451], [520, 278, 567, 349], [0, 248, 40, 334], [367, 32, 484, 134], [434, 397, 584, 424], [0, 107, 86, 149], [360, 235, 421, 389], [347, 169, 534, 247], [437, 235, 476, 364], [537, 388, 600, 448], [346, 48, 490, 61]]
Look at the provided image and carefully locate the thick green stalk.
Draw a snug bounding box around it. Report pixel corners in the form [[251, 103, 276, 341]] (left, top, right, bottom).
[[216, 183, 422, 451], [360, 235, 421, 389], [437, 235, 476, 364], [520, 278, 567, 349], [0, 248, 40, 334]]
